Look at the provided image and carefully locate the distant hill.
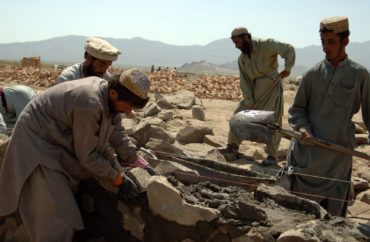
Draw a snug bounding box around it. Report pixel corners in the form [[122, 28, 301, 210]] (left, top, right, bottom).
[[178, 61, 238, 76], [0, 35, 369, 75]]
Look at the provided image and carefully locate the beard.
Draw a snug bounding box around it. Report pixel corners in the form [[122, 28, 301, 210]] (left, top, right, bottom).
[[84, 62, 104, 77], [240, 40, 251, 54]]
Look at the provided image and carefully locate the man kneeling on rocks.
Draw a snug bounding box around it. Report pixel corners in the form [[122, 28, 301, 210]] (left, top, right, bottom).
[[0, 69, 158, 241], [0, 85, 37, 135]]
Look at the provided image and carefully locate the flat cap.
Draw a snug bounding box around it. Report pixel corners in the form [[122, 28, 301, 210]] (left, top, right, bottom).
[[120, 68, 150, 99], [85, 37, 122, 61], [320, 16, 349, 33], [231, 26, 249, 38]]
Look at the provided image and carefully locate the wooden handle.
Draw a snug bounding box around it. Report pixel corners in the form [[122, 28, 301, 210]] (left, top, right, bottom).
[[253, 76, 282, 109], [279, 129, 370, 162], [313, 137, 370, 161]]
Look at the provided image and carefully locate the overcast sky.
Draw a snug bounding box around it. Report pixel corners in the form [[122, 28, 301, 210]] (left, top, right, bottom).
[[1, 0, 369, 48]]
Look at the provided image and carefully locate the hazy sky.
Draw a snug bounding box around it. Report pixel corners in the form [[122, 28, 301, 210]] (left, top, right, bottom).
[[1, 0, 369, 48]]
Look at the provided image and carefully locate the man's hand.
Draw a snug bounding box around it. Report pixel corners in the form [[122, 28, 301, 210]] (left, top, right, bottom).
[[144, 164, 160, 176], [116, 172, 139, 203], [135, 156, 160, 176], [298, 128, 315, 146], [279, 70, 291, 79]]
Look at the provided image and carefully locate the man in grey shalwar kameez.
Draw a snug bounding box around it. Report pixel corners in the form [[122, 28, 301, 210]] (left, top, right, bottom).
[[0, 69, 157, 241], [0, 85, 37, 134], [225, 26, 295, 166], [58, 37, 121, 84], [287, 16, 370, 217]]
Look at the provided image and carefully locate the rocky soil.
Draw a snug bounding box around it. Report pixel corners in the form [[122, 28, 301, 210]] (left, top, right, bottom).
[[0, 64, 369, 241]]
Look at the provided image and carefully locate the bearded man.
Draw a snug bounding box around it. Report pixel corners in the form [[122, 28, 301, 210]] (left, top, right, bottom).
[[287, 16, 370, 216], [224, 27, 295, 166], [58, 37, 121, 83], [0, 69, 158, 241]]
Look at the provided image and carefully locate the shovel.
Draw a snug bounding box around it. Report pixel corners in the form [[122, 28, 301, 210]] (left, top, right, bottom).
[[229, 110, 370, 162]]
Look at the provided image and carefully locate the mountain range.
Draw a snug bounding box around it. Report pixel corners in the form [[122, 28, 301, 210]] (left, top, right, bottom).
[[0, 35, 369, 76]]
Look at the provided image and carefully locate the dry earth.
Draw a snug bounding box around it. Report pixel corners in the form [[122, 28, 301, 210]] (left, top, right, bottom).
[[0, 64, 369, 241]]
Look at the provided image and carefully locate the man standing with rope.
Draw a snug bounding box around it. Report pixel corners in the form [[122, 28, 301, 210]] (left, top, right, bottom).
[[223, 26, 295, 166], [287, 16, 370, 216]]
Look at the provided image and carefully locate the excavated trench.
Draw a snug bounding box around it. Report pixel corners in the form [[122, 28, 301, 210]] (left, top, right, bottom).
[[71, 155, 368, 242], [0, 143, 368, 241]]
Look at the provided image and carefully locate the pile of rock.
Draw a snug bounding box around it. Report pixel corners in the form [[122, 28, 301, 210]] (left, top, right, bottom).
[[148, 69, 187, 93], [189, 75, 241, 101], [0, 64, 62, 88]]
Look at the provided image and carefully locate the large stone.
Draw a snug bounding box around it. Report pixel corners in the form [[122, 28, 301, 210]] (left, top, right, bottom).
[[192, 105, 205, 121], [133, 121, 151, 147], [149, 126, 174, 144], [255, 184, 328, 219], [144, 102, 161, 117], [356, 190, 370, 205], [154, 93, 174, 109], [142, 117, 166, 129], [194, 98, 203, 106], [121, 118, 137, 136], [152, 160, 200, 184], [145, 138, 183, 158], [232, 229, 264, 242], [176, 120, 213, 143], [220, 200, 268, 225], [277, 226, 320, 242], [157, 110, 174, 122], [278, 218, 365, 242], [348, 200, 370, 220], [352, 176, 369, 191], [127, 167, 152, 192], [203, 135, 225, 148], [244, 147, 266, 161], [205, 149, 227, 163], [170, 89, 195, 109], [147, 176, 219, 226]]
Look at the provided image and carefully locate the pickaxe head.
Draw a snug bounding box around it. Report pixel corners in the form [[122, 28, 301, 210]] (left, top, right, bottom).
[[229, 110, 277, 143]]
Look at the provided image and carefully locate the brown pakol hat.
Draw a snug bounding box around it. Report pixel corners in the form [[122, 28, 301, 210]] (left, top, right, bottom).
[[119, 68, 150, 99], [320, 16, 349, 33]]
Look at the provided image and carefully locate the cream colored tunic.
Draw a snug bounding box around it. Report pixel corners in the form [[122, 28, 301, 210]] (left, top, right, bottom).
[[0, 77, 137, 229], [229, 38, 295, 156], [287, 57, 370, 216]]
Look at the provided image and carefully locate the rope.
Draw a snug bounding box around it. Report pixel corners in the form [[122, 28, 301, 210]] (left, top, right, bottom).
[[124, 148, 356, 204], [142, 148, 352, 184]]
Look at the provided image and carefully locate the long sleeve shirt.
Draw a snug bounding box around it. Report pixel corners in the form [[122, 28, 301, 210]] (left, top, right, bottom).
[[58, 62, 112, 84], [287, 57, 370, 202], [238, 38, 296, 104]]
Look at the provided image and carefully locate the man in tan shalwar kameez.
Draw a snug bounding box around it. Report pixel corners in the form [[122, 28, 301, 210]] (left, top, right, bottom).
[[0, 68, 157, 241], [287, 16, 370, 216], [225, 26, 295, 166], [58, 37, 121, 84]]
